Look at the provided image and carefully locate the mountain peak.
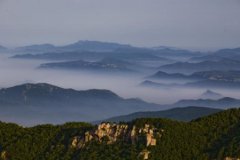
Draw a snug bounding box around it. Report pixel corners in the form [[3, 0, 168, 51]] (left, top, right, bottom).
[[200, 90, 223, 100]]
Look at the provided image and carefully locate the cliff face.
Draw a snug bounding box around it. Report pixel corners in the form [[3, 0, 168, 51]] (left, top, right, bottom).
[[71, 123, 163, 159]]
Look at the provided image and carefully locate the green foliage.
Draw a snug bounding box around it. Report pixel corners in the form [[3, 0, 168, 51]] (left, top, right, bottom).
[[1, 109, 240, 159]]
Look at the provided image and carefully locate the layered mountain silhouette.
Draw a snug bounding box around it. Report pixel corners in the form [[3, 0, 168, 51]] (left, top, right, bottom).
[[0, 83, 162, 125], [12, 40, 132, 53], [158, 59, 240, 74], [144, 70, 240, 89], [190, 47, 240, 62], [140, 79, 240, 89], [39, 58, 137, 73], [0, 83, 240, 126], [12, 49, 166, 62], [172, 97, 240, 109], [149, 70, 240, 82], [59, 40, 132, 51], [15, 44, 56, 53], [98, 106, 222, 123]]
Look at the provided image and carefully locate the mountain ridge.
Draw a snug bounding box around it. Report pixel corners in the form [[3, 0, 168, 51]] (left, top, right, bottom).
[[96, 106, 222, 123]]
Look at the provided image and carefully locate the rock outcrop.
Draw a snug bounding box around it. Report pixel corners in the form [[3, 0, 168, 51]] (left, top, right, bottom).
[[139, 149, 151, 160], [71, 123, 162, 148], [1, 151, 9, 160], [71, 123, 163, 160]]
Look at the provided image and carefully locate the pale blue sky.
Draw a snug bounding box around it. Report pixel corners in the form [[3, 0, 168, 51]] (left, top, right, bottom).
[[0, 0, 240, 50]]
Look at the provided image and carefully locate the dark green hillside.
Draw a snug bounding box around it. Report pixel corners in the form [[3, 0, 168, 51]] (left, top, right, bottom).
[[100, 106, 222, 123], [1, 109, 240, 159]]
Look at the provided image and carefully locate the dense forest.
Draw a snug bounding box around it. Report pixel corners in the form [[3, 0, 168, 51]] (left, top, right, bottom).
[[1, 108, 240, 160]]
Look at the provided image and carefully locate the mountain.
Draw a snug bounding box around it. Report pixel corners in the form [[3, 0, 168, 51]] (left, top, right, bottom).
[[191, 70, 240, 82], [12, 51, 105, 60], [140, 79, 240, 89], [148, 70, 240, 82], [12, 41, 196, 61], [38, 58, 139, 73], [190, 47, 240, 62], [145, 71, 193, 84], [60, 40, 132, 51], [99, 106, 222, 123], [151, 47, 199, 60], [148, 71, 189, 80], [12, 49, 166, 62], [39, 59, 135, 73], [185, 79, 240, 89], [12, 41, 132, 53], [200, 90, 223, 100], [0, 83, 162, 125], [145, 70, 240, 89], [173, 97, 240, 109], [14, 44, 56, 53], [1, 109, 240, 159], [159, 59, 240, 74], [140, 80, 174, 89]]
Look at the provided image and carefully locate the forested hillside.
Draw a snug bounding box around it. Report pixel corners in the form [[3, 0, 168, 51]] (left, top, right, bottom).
[[1, 108, 240, 160]]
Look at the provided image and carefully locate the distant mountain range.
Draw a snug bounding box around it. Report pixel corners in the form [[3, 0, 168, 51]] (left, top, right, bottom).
[[59, 40, 132, 52], [190, 47, 240, 62], [39, 58, 137, 73], [158, 59, 240, 74], [12, 41, 240, 73], [98, 106, 222, 123], [0, 83, 162, 125], [151, 47, 199, 60], [12, 40, 132, 53], [140, 79, 240, 89], [15, 43, 56, 53], [12, 40, 204, 66], [12, 49, 168, 62], [146, 70, 240, 89], [172, 97, 240, 109], [149, 70, 240, 82], [148, 71, 190, 80], [0, 83, 240, 125], [6, 41, 240, 63], [185, 79, 240, 89]]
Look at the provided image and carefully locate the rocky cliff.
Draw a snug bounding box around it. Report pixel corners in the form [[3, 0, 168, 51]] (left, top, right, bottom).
[[71, 123, 163, 159]]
